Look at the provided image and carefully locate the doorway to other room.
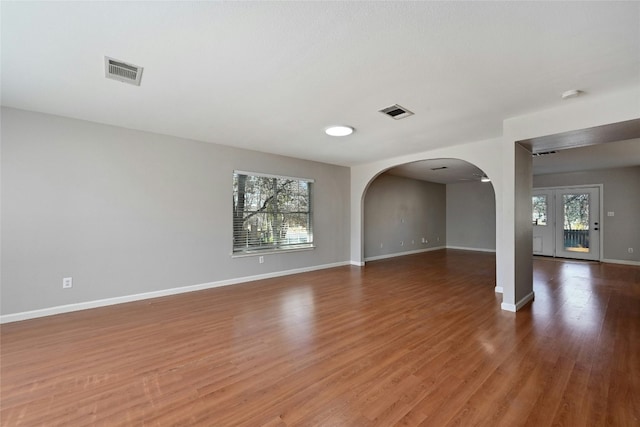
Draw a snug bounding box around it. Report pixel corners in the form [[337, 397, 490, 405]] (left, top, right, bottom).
[[533, 185, 601, 261]]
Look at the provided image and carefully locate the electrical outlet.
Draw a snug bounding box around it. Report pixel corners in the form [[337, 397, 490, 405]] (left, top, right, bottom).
[[629, 248, 634, 254], [259, 256, 264, 264], [400, 241, 404, 246], [380, 243, 383, 248], [607, 212, 615, 217], [421, 237, 425, 243], [62, 277, 72, 289], [411, 240, 415, 245]]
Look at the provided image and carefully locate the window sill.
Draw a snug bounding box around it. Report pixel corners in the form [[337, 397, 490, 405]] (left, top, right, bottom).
[[231, 245, 316, 258]]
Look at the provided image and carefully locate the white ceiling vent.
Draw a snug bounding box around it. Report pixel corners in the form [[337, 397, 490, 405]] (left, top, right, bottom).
[[379, 104, 414, 120], [105, 56, 143, 86]]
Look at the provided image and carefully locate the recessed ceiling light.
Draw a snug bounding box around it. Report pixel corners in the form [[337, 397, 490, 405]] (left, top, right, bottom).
[[561, 89, 582, 100], [473, 172, 491, 182], [325, 126, 354, 137]]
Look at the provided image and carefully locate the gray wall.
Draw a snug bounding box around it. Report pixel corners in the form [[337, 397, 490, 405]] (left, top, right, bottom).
[[446, 181, 496, 251], [514, 144, 533, 303], [534, 166, 640, 263], [363, 173, 446, 259], [1, 107, 351, 315]]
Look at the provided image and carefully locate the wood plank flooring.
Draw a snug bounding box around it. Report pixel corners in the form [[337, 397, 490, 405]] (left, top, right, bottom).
[[1, 250, 639, 426]]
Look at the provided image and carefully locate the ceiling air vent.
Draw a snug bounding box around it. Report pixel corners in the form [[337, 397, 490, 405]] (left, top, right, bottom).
[[105, 56, 143, 86], [532, 150, 558, 157], [379, 104, 414, 120]]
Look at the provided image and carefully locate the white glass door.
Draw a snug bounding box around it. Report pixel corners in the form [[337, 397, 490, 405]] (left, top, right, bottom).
[[532, 186, 601, 261], [555, 188, 600, 260]]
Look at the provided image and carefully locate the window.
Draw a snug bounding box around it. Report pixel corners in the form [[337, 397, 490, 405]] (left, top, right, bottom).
[[532, 195, 547, 226], [232, 171, 313, 254]]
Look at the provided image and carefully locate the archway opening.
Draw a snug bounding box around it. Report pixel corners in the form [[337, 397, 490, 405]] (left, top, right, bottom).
[[362, 157, 497, 282]]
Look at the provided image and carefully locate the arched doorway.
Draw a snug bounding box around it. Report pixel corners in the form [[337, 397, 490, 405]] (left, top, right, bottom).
[[361, 157, 497, 284], [349, 138, 513, 309]]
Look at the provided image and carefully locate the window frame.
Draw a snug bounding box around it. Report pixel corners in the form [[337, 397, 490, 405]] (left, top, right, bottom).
[[232, 170, 315, 256]]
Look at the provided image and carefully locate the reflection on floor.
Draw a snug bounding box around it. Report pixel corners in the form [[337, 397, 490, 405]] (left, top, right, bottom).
[[1, 250, 638, 425]]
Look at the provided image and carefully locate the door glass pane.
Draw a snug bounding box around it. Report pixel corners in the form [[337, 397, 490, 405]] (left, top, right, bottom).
[[532, 195, 547, 225], [563, 193, 590, 253]]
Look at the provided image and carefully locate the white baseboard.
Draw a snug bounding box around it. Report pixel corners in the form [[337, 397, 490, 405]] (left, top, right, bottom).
[[0, 261, 352, 324], [501, 302, 517, 312], [601, 258, 640, 267], [494, 286, 504, 293], [350, 260, 365, 267], [364, 246, 446, 262], [446, 246, 496, 253], [501, 291, 535, 312]]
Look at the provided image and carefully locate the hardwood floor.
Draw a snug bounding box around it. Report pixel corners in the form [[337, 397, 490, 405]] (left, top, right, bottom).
[[1, 250, 639, 426]]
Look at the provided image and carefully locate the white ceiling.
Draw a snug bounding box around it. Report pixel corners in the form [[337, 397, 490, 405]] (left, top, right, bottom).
[[532, 137, 640, 176], [2, 2, 639, 167], [387, 159, 485, 185], [386, 138, 640, 185]]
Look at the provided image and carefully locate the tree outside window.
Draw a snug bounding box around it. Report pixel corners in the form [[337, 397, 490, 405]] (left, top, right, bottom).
[[233, 172, 313, 253], [532, 195, 547, 226], [562, 194, 589, 231]]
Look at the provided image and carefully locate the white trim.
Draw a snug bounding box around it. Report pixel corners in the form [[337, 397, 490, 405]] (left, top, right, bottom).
[[0, 261, 350, 324], [446, 246, 496, 253], [231, 246, 315, 258], [602, 258, 640, 267], [501, 291, 535, 312], [501, 302, 516, 312], [350, 260, 365, 267], [234, 170, 314, 183], [494, 286, 504, 293], [364, 246, 446, 262]]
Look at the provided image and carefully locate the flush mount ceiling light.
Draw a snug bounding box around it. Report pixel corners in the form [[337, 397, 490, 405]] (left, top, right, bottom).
[[561, 89, 582, 100], [325, 126, 354, 137]]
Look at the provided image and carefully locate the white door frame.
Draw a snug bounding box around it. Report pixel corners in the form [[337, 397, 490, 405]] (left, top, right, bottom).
[[533, 184, 604, 261]]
